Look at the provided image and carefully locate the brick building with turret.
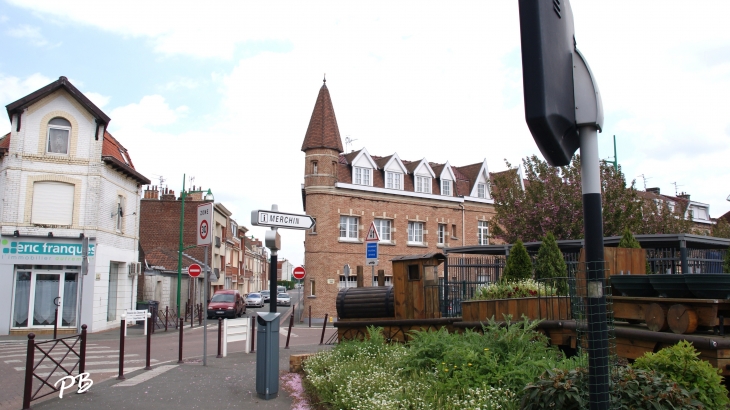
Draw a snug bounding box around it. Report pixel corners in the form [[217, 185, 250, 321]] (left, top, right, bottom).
[[301, 80, 499, 322]]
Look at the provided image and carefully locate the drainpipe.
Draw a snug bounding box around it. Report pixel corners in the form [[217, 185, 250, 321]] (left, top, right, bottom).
[[459, 202, 465, 246]]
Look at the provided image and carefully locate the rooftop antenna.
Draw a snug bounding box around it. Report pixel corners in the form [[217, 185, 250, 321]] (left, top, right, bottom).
[[345, 136, 358, 153], [670, 181, 683, 196], [604, 135, 618, 171], [158, 175, 166, 191], [637, 174, 651, 191]]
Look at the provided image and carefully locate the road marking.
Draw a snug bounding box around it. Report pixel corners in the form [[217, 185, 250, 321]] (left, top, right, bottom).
[[33, 367, 144, 378], [113, 365, 178, 387], [0, 349, 119, 359], [14, 359, 159, 371]]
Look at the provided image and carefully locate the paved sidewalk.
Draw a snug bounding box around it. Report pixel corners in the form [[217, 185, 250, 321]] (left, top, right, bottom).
[[30, 340, 332, 410]]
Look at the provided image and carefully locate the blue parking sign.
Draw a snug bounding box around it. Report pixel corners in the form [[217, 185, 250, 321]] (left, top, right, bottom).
[[366, 242, 378, 259]]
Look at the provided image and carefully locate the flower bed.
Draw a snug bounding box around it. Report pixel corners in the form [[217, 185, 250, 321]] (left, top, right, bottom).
[[461, 280, 570, 322]]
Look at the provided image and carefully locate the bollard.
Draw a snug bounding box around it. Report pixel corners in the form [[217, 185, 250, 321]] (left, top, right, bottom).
[[320, 313, 329, 345], [250, 315, 256, 353], [80, 324, 87, 374], [165, 306, 169, 332], [198, 303, 202, 326], [53, 306, 58, 340], [217, 318, 223, 358], [309, 306, 312, 328], [185, 301, 189, 322], [22, 333, 35, 410], [285, 310, 294, 349], [178, 318, 184, 364], [118, 315, 126, 380], [145, 312, 152, 370]]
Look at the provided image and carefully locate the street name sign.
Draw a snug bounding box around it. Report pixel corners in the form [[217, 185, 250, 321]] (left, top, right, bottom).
[[125, 310, 148, 321], [197, 203, 213, 246], [188, 263, 202, 277], [293, 266, 306, 280], [251, 210, 315, 230]]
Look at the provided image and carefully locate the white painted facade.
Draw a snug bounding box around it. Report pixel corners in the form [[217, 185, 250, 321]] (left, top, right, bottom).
[[0, 84, 146, 335]]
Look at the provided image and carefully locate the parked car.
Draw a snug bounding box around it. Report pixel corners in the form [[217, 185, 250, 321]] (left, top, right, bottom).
[[207, 289, 245, 319], [245, 293, 264, 308], [260, 290, 271, 303], [276, 293, 291, 306]]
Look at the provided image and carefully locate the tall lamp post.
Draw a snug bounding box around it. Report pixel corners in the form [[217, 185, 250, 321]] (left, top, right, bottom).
[[202, 188, 214, 367], [176, 175, 187, 318]]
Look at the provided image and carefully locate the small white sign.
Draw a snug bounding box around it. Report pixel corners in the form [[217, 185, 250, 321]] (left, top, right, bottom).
[[251, 210, 315, 230], [125, 309, 148, 321]]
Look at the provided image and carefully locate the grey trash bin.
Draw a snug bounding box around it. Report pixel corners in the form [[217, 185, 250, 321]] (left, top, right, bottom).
[[256, 312, 280, 400]]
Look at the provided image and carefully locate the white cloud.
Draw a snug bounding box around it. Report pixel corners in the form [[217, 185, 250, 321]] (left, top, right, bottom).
[[163, 78, 200, 91], [84, 92, 110, 109], [109, 95, 187, 130], [7, 24, 48, 46], [0, 73, 54, 131], [0, 15, 9, 24]]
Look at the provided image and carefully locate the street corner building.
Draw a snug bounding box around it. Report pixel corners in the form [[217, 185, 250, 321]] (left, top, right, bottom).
[[300, 80, 500, 323], [0, 76, 150, 336]]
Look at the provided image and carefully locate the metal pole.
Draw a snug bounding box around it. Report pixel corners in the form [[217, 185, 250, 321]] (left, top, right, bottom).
[[53, 305, 58, 340], [217, 317, 223, 358], [320, 313, 328, 345], [371, 265, 375, 287], [22, 333, 35, 410], [145, 312, 152, 370], [177, 318, 184, 364], [579, 125, 610, 408], [203, 245, 208, 366], [270, 248, 278, 313], [285, 309, 294, 349], [165, 306, 169, 332], [79, 324, 87, 374], [250, 315, 256, 353], [118, 316, 126, 380], [177, 174, 186, 318], [77, 236, 88, 334], [309, 305, 311, 328]]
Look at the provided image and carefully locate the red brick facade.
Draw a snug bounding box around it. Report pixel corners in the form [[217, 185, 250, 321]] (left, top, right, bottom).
[[301, 82, 497, 322]]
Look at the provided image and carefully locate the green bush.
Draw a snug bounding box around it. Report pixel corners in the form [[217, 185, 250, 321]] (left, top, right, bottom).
[[534, 232, 568, 294], [634, 340, 730, 408], [618, 228, 652, 274], [521, 366, 703, 409], [503, 239, 532, 282]]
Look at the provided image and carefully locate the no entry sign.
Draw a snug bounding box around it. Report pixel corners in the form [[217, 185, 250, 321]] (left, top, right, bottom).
[[292, 266, 306, 280], [188, 263, 202, 277]]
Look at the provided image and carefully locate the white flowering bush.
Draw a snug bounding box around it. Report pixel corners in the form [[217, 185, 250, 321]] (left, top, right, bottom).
[[303, 320, 572, 409], [473, 279, 557, 300]]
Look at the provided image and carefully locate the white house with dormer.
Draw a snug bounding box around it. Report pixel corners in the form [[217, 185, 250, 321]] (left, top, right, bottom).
[[0, 76, 150, 335]]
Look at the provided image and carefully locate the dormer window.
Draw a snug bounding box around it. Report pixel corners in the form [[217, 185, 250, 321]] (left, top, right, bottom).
[[441, 180, 451, 196], [386, 172, 402, 190], [47, 117, 71, 155], [354, 167, 371, 186], [416, 176, 431, 193], [477, 183, 486, 198]]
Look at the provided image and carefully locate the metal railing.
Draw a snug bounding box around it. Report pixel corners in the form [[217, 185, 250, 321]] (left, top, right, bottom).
[[23, 325, 87, 409]]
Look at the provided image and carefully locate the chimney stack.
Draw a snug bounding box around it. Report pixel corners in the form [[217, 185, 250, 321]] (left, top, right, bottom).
[[646, 187, 660, 195]]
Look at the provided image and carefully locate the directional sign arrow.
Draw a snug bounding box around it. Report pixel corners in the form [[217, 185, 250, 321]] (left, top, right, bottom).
[[250, 210, 315, 230]]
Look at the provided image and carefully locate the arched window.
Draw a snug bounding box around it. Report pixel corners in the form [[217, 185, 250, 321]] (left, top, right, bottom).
[[47, 117, 71, 155]]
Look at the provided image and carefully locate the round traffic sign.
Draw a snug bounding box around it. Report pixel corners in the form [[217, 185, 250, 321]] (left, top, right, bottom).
[[292, 266, 306, 280], [188, 263, 202, 277], [199, 219, 209, 240]]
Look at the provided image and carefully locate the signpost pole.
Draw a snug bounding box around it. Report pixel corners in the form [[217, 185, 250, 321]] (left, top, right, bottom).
[[203, 245, 208, 366], [77, 236, 89, 334]]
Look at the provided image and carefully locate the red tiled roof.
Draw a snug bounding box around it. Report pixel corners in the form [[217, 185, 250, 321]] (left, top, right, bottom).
[[0, 133, 9, 155], [102, 130, 151, 184], [301, 82, 344, 153]]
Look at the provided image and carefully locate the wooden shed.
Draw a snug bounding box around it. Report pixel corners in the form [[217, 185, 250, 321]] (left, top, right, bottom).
[[392, 253, 445, 320]]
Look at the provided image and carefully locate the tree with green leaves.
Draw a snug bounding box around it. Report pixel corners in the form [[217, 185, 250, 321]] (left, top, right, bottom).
[[503, 239, 532, 282], [724, 249, 730, 274], [617, 228, 652, 274], [534, 232, 568, 294], [712, 218, 730, 239]]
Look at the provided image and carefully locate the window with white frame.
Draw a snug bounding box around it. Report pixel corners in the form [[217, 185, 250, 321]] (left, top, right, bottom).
[[339, 216, 359, 240], [408, 221, 424, 244], [46, 117, 71, 155], [386, 172, 402, 190], [372, 275, 393, 287], [478, 221, 489, 245], [477, 183, 486, 198], [354, 167, 371, 186], [115, 195, 124, 231], [437, 224, 446, 245], [32, 181, 74, 225], [441, 180, 451, 196], [338, 275, 357, 289], [374, 219, 391, 242], [415, 176, 431, 193]]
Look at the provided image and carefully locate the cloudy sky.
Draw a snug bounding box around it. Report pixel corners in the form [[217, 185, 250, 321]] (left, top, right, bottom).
[[1, 1, 729, 266]]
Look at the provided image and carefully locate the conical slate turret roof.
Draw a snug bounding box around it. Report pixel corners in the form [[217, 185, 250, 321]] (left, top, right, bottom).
[[301, 80, 344, 153]]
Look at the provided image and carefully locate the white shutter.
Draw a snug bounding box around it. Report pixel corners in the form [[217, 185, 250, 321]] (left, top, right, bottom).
[[31, 182, 74, 225]]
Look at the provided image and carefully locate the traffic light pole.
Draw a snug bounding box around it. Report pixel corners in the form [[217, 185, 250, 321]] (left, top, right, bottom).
[[580, 125, 610, 408]]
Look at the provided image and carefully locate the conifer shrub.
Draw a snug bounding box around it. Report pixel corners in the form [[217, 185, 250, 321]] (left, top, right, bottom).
[[503, 239, 532, 282], [534, 232, 568, 294], [617, 228, 652, 274]]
